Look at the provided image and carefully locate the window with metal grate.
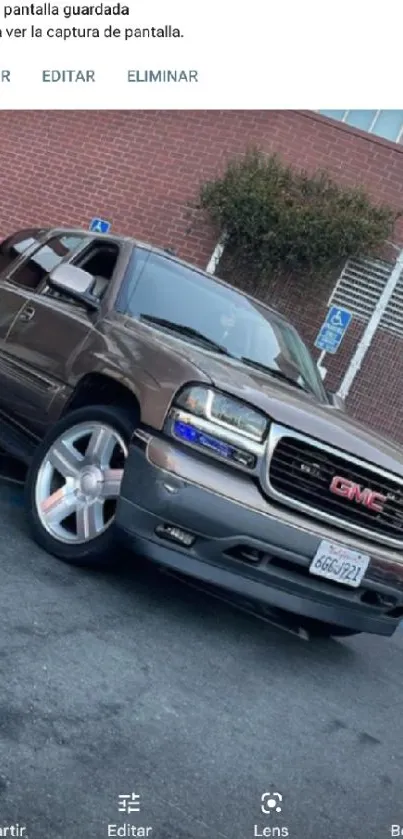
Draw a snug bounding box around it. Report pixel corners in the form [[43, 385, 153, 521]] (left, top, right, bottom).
[[328, 257, 403, 337], [318, 110, 403, 144]]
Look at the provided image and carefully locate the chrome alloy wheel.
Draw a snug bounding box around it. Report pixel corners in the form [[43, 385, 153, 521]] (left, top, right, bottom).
[[34, 422, 128, 545]]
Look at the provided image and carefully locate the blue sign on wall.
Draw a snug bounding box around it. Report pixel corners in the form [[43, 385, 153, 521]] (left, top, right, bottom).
[[314, 306, 352, 354], [89, 218, 111, 234]]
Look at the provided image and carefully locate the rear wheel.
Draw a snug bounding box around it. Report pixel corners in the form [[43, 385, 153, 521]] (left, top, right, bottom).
[[25, 404, 136, 568]]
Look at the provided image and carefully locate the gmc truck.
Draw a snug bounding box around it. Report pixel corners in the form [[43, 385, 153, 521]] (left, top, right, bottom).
[[0, 226, 402, 639]]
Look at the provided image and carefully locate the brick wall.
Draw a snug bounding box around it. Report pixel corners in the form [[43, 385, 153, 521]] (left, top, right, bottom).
[[347, 327, 403, 440], [0, 109, 402, 440]]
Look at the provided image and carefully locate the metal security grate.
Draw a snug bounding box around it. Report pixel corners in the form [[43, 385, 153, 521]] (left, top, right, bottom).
[[328, 256, 403, 337]]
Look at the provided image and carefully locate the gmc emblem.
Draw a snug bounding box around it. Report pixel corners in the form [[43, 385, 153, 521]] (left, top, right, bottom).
[[329, 476, 386, 513]]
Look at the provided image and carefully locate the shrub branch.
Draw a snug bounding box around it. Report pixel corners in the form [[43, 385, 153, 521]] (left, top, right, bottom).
[[199, 150, 400, 280]]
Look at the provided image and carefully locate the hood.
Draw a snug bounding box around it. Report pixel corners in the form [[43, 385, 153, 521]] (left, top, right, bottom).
[[179, 344, 403, 476]]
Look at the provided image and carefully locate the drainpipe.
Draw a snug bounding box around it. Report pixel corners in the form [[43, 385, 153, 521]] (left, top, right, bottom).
[[206, 234, 227, 274], [337, 246, 403, 401]]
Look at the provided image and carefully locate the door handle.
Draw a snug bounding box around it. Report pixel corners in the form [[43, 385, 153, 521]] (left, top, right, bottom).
[[19, 306, 36, 323]]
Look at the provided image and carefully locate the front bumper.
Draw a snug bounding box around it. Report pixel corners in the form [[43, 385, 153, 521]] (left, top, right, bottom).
[[115, 431, 403, 636]]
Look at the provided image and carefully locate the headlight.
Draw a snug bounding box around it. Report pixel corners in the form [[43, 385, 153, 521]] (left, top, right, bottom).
[[174, 385, 268, 442]]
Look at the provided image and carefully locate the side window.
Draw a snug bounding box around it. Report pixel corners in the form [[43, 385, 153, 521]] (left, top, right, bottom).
[[42, 241, 120, 303], [0, 229, 44, 276], [7, 234, 85, 291], [75, 242, 120, 298]]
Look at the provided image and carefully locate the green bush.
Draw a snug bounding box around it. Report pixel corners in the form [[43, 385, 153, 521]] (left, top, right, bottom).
[[199, 150, 400, 280]]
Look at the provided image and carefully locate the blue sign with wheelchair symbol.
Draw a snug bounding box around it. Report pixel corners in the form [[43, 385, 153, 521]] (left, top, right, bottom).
[[314, 306, 352, 354], [89, 218, 111, 234]]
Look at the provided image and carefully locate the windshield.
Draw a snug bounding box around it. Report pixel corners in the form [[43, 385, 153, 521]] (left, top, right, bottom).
[[118, 248, 328, 402]]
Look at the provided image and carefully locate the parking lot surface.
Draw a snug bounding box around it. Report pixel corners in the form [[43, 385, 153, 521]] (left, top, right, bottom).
[[0, 478, 402, 839]]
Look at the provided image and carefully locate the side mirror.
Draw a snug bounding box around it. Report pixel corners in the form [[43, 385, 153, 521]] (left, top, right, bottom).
[[327, 390, 346, 411], [48, 264, 99, 309]]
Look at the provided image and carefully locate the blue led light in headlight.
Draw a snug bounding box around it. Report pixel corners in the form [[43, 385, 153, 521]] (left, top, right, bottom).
[[174, 421, 231, 456], [173, 420, 256, 468], [174, 421, 199, 444]]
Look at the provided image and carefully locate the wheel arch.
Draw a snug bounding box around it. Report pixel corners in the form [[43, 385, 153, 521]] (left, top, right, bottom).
[[62, 372, 141, 424]]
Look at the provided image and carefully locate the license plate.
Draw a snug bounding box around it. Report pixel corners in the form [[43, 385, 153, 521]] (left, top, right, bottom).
[[309, 540, 370, 588]]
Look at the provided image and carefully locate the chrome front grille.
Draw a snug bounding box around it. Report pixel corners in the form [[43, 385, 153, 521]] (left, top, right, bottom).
[[265, 425, 403, 548]]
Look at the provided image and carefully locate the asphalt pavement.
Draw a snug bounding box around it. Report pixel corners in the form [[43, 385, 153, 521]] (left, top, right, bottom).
[[0, 475, 402, 839]]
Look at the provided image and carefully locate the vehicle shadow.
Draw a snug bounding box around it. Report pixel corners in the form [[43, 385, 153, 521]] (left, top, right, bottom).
[[93, 545, 360, 670], [0, 476, 366, 675]]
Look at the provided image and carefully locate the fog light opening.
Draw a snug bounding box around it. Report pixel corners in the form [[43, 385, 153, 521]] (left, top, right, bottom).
[[155, 524, 196, 547], [360, 590, 383, 606], [360, 590, 398, 609], [225, 544, 265, 564]]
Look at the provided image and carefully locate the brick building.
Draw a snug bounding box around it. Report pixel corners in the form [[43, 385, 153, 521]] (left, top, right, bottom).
[[0, 109, 402, 440]]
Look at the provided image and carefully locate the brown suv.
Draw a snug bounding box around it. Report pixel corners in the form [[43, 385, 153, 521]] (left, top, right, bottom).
[[1, 226, 403, 639]]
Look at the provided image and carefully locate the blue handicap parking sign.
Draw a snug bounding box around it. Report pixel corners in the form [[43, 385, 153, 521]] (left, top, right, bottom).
[[89, 218, 111, 234], [314, 306, 352, 354]]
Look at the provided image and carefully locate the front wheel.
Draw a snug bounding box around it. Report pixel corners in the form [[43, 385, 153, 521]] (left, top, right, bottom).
[[25, 404, 136, 568]]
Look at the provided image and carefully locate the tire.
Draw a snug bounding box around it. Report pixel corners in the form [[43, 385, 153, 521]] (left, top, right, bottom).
[[25, 404, 136, 568]]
